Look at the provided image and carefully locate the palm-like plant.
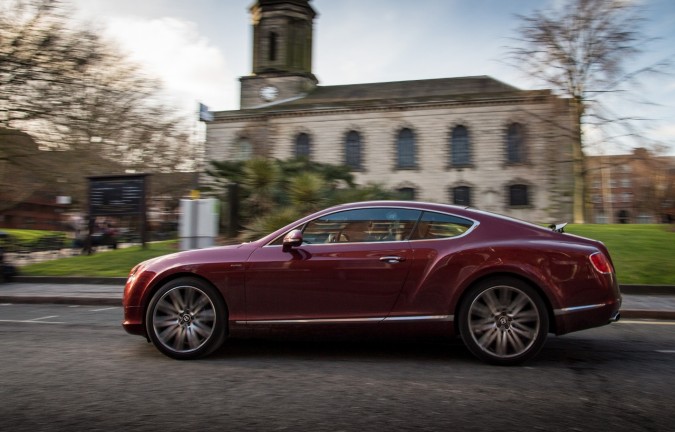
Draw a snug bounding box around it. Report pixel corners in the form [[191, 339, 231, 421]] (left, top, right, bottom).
[[207, 157, 398, 239], [288, 172, 326, 213], [242, 158, 279, 216], [241, 207, 301, 241]]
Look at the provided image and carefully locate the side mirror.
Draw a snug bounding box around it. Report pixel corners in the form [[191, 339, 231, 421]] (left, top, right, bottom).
[[282, 229, 303, 251]]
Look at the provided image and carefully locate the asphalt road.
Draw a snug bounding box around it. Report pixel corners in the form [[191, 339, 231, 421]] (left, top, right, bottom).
[[1, 304, 674, 432]]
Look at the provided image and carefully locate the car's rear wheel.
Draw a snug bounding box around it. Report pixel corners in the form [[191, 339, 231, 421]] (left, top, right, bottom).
[[145, 277, 226, 360], [459, 277, 549, 365]]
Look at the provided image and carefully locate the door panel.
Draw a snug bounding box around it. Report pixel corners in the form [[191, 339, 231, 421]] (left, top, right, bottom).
[[245, 242, 412, 321]]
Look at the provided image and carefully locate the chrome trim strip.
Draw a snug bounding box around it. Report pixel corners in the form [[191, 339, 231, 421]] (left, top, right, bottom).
[[383, 315, 453, 322], [236, 314, 454, 325], [554, 303, 607, 316], [237, 317, 384, 325]]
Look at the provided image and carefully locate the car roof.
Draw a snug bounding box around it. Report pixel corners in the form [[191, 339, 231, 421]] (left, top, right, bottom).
[[323, 200, 469, 214], [256, 200, 559, 246]]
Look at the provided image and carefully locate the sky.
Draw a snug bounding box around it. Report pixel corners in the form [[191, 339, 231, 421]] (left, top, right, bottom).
[[70, 0, 675, 155]]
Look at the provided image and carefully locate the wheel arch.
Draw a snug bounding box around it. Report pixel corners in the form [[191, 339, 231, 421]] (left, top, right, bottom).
[[142, 272, 230, 336], [454, 272, 557, 334]]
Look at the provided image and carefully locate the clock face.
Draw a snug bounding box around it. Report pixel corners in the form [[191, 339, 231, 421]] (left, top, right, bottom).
[[259, 85, 279, 102]]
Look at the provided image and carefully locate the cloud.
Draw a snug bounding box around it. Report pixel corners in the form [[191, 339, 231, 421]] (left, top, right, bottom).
[[654, 124, 675, 138], [103, 16, 235, 112], [315, 9, 414, 84]]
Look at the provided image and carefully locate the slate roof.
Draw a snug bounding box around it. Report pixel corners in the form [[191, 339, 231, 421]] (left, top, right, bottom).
[[214, 76, 550, 119], [296, 76, 519, 103], [216, 76, 546, 117]]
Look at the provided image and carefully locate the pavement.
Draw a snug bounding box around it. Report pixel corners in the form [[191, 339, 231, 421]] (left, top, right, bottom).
[[1, 277, 675, 320]]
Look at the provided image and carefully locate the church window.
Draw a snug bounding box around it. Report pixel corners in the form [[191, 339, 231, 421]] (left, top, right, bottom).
[[345, 131, 362, 170], [397, 187, 416, 200], [235, 138, 252, 161], [509, 184, 530, 206], [397, 128, 416, 169], [269, 32, 278, 62], [450, 125, 471, 166], [452, 186, 471, 206], [506, 123, 525, 164], [295, 133, 311, 159]]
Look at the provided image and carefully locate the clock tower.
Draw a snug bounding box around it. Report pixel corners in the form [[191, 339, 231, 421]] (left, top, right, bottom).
[[240, 0, 318, 109]]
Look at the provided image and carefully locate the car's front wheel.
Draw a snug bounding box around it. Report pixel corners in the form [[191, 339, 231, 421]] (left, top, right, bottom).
[[145, 277, 227, 359], [459, 277, 549, 365]]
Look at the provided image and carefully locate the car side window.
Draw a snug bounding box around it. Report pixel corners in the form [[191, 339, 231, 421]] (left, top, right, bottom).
[[302, 208, 421, 244], [409, 211, 474, 240]]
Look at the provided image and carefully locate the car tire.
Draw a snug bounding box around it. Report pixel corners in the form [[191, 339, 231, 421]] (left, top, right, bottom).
[[145, 277, 227, 360], [458, 277, 549, 365]]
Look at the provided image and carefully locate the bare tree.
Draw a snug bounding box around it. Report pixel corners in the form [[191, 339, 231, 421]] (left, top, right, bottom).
[[506, 0, 669, 223], [0, 0, 101, 127], [0, 0, 193, 211], [40, 48, 192, 174]]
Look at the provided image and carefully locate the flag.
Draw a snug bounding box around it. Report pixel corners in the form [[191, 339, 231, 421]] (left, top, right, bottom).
[[198, 103, 213, 122]]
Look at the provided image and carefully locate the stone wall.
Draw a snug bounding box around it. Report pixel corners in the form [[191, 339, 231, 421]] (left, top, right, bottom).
[[206, 95, 574, 223]]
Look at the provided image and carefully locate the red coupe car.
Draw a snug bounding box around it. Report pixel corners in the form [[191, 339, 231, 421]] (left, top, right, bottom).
[[123, 201, 621, 365]]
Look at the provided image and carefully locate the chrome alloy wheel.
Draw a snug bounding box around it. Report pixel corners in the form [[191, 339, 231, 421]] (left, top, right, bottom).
[[151, 285, 217, 354], [465, 285, 542, 361]]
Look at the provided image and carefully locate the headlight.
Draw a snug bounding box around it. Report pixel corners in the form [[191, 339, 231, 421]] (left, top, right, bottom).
[[126, 264, 141, 287]]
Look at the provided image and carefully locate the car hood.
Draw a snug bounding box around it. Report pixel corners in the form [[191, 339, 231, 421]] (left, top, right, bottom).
[[136, 242, 255, 274]]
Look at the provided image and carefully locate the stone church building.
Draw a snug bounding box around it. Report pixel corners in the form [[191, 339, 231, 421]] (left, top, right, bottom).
[[205, 0, 575, 223]]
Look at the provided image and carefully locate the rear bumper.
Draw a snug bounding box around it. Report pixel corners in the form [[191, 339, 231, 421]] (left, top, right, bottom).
[[609, 309, 621, 322], [553, 296, 622, 335]]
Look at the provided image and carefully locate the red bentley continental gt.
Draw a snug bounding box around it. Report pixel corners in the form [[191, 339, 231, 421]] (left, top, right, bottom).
[[123, 201, 621, 365]]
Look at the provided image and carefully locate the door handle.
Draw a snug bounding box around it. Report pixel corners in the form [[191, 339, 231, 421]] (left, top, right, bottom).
[[379, 256, 405, 264]]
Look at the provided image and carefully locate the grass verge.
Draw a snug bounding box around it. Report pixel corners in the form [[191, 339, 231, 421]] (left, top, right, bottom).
[[17, 241, 179, 277], [566, 224, 675, 285], [13, 225, 675, 285]]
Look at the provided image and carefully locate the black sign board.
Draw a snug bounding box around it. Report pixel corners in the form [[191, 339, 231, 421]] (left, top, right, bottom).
[[87, 174, 149, 252], [90, 176, 146, 216]]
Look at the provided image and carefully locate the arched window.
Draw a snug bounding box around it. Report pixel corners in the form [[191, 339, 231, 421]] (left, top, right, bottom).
[[269, 32, 278, 62], [506, 123, 525, 164], [450, 126, 471, 166], [396, 128, 416, 169], [452, 186, 471, 206], [509, 184, 529, 206], [235, 138, 252, 161], [295, 133, 311, 159], [397, 187, 416, 200], [344, 130, 362, 170]]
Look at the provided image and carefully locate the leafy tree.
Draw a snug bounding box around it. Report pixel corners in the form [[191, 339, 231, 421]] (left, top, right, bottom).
[[506, 0, 670, 223]]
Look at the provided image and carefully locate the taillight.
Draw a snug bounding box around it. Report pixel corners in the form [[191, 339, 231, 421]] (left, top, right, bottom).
[[590, 252, 612, 274]]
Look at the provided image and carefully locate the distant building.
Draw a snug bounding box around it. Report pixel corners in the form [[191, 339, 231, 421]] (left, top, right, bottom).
[[0, 126, 195, 234], [0, 127, 70, 230], [0, 191, 68, 230], [587, 148, 675, 223], [205, 0, 576, 222]]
